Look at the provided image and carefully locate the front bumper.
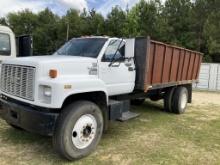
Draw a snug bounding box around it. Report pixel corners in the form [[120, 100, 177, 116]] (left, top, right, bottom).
[[0, 95, 59, 136]]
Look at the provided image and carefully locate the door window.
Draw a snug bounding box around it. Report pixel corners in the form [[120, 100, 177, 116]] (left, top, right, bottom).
[[102, 40, 125, 62], [0, 33, 11, 56]]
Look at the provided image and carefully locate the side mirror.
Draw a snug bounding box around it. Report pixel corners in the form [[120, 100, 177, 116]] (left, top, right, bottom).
[[16, 35, 33, 57], [119, 45, 125, 57], [125, 38, 135, 58]]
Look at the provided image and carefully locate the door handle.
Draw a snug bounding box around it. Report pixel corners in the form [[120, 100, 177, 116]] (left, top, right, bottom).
[[125, 62, 132, 67], [128, 67, 135, 71]]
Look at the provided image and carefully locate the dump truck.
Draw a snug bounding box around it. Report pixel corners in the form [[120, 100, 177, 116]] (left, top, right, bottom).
[[0, 36, 202, 160]]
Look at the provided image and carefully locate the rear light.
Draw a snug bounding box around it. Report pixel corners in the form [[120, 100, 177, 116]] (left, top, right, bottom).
[[49, 69, 58, 78]]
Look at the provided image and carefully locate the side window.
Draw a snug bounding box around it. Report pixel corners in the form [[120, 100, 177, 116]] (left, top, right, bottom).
[[0, 33, 11, 56], [102, 40, 125, 62]]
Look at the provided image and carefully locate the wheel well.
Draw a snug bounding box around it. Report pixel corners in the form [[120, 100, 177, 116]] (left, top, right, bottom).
[[62, 91, 107, 109]]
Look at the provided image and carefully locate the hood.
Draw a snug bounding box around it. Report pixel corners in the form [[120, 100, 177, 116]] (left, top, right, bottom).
[[3, 55, 96, 65], [2, 55, 98, 78]]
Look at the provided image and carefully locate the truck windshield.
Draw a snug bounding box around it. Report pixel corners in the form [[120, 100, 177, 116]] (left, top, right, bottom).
[[55, 38, 107, 58]]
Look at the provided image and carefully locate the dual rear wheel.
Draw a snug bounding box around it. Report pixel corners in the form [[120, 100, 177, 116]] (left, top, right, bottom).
[[164, 86, 189, 114]]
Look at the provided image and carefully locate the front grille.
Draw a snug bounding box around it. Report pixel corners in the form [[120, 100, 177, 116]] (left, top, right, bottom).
[[1, 64, 35, 101]]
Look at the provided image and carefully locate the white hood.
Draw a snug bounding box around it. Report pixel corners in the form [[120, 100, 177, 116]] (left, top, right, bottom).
[[2, 55, 98, 78], [3, 55, 96, 64]]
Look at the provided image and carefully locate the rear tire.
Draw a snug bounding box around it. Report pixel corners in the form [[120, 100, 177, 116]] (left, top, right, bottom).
[[172, 87, 188, 114], [164, 87, 175, 112], [53, 101, 104, 160], [131, 98, 145, 105]]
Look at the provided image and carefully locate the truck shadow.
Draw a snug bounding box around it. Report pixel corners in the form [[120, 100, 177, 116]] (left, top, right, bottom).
[[133, 99, 165, 113], [102, 100, 173, 141], [0, 120, 66, 162]]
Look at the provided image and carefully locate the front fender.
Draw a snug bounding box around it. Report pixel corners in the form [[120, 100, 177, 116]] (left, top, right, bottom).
[[38, 75, 108, 109]]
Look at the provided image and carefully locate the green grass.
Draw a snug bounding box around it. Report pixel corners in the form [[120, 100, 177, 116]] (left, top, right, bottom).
[[0, 92, 220, 165]]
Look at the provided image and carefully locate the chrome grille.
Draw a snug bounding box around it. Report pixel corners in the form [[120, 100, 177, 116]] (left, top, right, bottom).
[[1, 64, 35, 101]]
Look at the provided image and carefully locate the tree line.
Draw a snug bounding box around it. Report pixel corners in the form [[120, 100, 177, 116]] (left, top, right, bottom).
[[0, 0, 219, 62]]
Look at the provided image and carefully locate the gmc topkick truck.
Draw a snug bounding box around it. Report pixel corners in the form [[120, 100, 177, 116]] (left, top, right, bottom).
[[0, 36, 202, 160]]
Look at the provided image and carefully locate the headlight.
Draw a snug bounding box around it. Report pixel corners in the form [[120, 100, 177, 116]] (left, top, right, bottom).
[[43, 86, 52, 97], [39, 85, 52, 104]]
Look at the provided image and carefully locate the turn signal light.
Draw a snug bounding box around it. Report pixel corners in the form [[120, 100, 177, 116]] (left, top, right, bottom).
[[49, 69, 58, 78]]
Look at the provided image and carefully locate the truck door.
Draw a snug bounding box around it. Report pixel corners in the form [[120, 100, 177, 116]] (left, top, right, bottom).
[[99, 39, 135, 96]]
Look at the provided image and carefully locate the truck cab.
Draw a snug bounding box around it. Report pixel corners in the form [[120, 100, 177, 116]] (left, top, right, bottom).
[[0, 37, 136, 109], [0, 25, 16, 62]]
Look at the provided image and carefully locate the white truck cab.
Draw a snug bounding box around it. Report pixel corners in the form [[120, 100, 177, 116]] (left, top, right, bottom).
[[0, 37, 136, 109], [0, 25, 16, 62]]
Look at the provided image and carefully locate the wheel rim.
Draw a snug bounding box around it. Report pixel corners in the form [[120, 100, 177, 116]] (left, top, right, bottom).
[[180, 92, 187, 109], [72, 114, 97, 149]]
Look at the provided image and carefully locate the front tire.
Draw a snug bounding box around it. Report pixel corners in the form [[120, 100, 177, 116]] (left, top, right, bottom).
[[53, 101, 104, 160]]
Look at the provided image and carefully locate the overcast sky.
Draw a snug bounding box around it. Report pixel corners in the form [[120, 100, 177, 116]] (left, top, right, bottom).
[[0, 0, 164, 17]]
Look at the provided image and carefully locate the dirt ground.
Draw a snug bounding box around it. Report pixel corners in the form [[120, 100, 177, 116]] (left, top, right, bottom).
[[0, 91, 220, 165], [192, 91, 220, 105]]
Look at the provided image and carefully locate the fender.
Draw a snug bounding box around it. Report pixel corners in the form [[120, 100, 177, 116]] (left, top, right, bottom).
[[38, 75, 108, 109]]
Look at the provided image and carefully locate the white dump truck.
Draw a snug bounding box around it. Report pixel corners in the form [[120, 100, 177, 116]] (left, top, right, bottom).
[[0, 36, 202, 160]]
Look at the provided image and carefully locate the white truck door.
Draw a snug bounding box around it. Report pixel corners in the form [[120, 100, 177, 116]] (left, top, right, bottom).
[[99, 39, 135, 96]]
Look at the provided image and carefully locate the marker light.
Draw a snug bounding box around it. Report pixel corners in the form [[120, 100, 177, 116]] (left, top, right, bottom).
[[49, 69, 58, 78]]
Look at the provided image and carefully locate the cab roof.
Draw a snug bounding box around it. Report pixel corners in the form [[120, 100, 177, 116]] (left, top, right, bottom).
[[80, 36, 109, 39], [0, 25, 13, 33], [79, 36, 123, 41]]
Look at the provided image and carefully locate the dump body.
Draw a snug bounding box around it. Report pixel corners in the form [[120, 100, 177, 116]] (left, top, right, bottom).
[[135, 37, 203, 91]]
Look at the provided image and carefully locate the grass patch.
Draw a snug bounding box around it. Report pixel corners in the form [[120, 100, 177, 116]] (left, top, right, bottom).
[[0, 92, 220, 165]]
